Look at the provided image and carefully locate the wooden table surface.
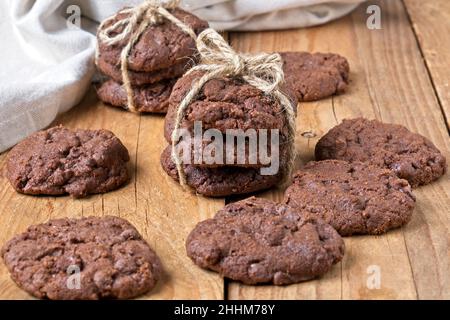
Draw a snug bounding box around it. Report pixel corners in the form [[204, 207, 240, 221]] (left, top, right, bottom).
[[0, 0, 448, 300]]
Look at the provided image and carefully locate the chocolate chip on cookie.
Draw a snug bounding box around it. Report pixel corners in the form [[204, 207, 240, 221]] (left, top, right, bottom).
[[284, 160, 416, 236], [315, 118, 447, 187], [7, 126, 130, 198], [186, 197, 344, 285], [1, 216, 162, 300]]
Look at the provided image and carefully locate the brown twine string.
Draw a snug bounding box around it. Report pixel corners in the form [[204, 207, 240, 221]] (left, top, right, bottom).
[[171, 28, 296, 188], [96, 0, 196, 113]]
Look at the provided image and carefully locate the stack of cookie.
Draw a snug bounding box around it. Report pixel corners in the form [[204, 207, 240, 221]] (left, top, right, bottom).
[[161, 71, 294, 197], [96, 7, 208, 113]]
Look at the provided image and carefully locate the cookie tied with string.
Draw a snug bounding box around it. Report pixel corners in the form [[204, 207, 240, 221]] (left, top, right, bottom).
[[164, 70, 293, 168], [95, 0, 208, 113], [161, 29, 297, 197]]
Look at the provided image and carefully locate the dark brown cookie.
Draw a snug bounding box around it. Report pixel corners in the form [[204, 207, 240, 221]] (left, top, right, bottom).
[[7, 126, 130, 198], [164, 71, 294, 168], [96, 56, 190, 86], [1, 216, 162, 300], [315, 118, 447, 187], [165, 71, 290, 141], [280, 52, 349, 102], [97, 8, 208, 73], [97, 78, 176, 113], [160, 146, 283, 197], [284, 160, 416, 236], [186, 197, 344, 285]]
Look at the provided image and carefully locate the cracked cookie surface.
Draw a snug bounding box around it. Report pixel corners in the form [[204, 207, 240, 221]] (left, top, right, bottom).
[[186, 197, 344, 285], [1, 216, 162, 300], [165, 71, 290, 140], [315, 118, 447, 187], [97, 8, 208, 73], [284, 160, 416, 236], [280, 52, 349, 102], [7, 126, 130, 198]]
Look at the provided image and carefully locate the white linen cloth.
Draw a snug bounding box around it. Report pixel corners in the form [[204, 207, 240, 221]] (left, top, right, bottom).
[[0, 0, 365, 152]]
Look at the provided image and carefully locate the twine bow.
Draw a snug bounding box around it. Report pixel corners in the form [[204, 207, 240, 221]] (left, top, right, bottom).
[[96, 0, 196, 112], [171, 28, 297, 188]]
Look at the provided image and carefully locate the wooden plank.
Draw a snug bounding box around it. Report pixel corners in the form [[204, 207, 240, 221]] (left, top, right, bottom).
[[349, 0, 450, 300], [228, 0, 449, 300], [0, 89, 224, 299], [133, 113, 224, 299], [403, 0, 450, 130]]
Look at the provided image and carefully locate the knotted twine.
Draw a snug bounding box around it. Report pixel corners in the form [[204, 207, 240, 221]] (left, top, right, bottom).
[[96, 0, 196, 113], [171, 28, 297, 188]]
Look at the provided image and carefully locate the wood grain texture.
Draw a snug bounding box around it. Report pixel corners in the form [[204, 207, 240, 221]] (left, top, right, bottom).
[[0, 90, 224, 300], [403, 0, 450, 131], [227, 0, 449, 300]]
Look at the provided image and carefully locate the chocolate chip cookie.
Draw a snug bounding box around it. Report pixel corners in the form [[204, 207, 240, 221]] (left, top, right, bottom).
[[160, 146, 283, 197], [315, 118, 447, 187], [7, 126, 130, 198], [280, 52, 349, 102], [97, 78, 176, 113], [1, 216, 162, 300], [284, 160, 416, 236], [186, 197, 344, 285]]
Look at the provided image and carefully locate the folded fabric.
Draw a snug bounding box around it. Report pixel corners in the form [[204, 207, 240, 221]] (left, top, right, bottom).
[[0, 0, 365, 152], [0, 0, 95, 152]]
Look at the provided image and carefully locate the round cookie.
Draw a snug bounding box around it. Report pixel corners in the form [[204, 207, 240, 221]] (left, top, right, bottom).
[[164, 71, 293, 168], [1, 216, 162, 300], [280, 52, 349, 102], [160, 146, 283, 197], [186, 197, 344, 285], [283, 160, 416, 236], [97, 78, 176, 113], [96, 56, 190, 86], [315, 118, 447, 187], [7, 126, 130, 198], [97, 8, 208, 73]]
